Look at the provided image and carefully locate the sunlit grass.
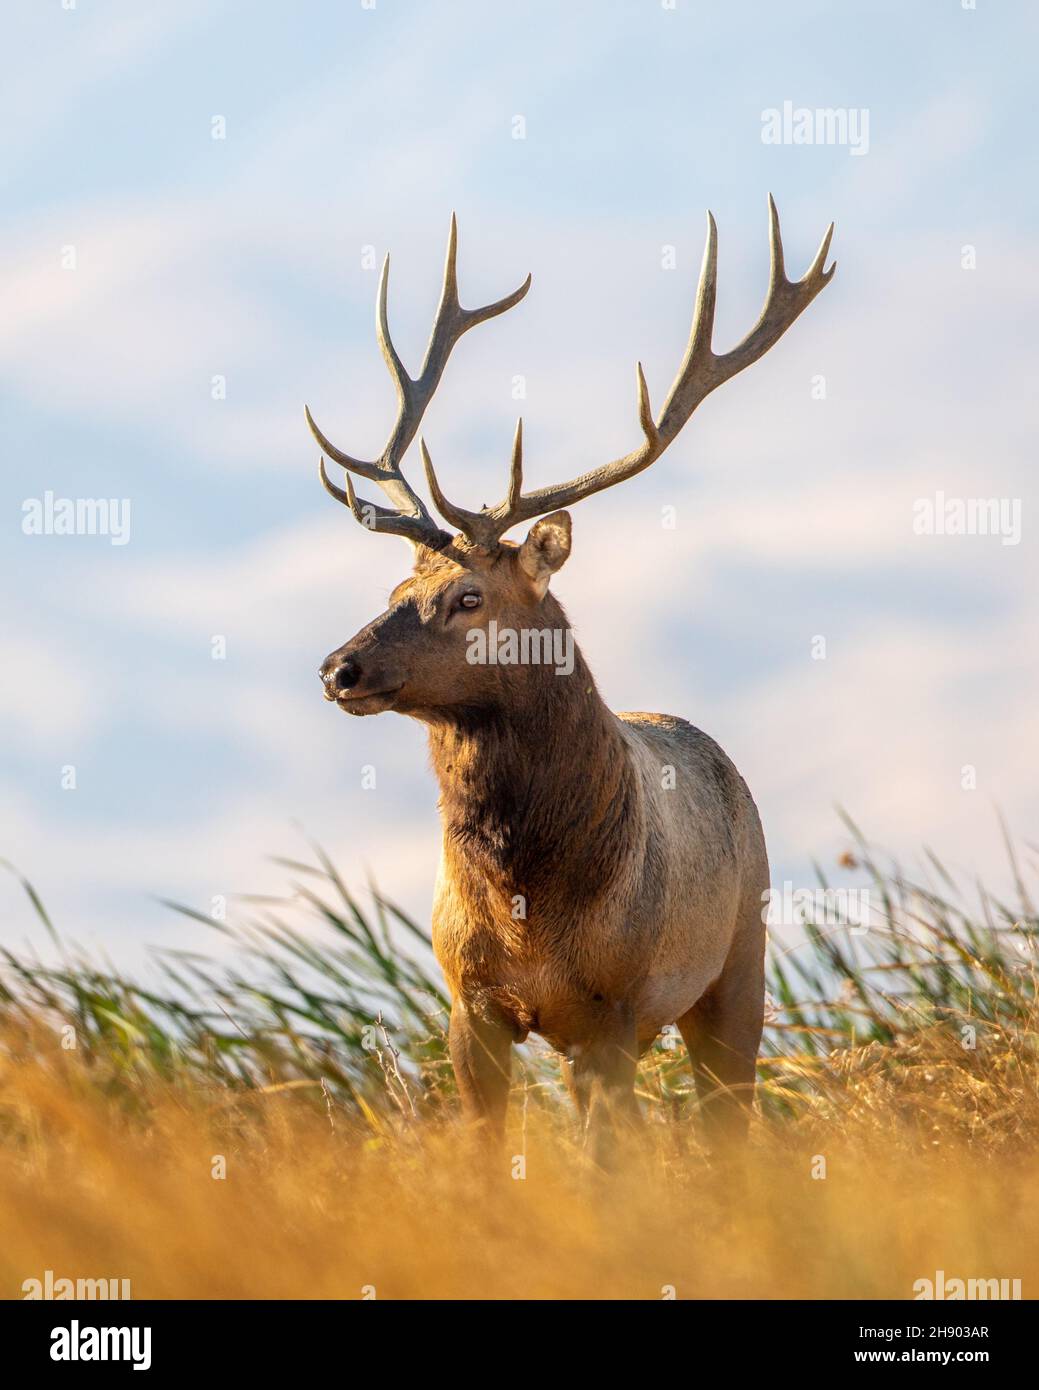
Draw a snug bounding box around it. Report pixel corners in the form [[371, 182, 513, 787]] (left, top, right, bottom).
[[1, 820, 1036, 1299]]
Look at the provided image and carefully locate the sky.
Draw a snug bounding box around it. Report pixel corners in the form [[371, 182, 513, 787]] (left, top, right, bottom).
[[2, 0, 1037, 973]]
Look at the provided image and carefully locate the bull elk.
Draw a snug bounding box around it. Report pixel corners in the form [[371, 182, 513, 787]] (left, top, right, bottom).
[[307, 197, 835, 1161]]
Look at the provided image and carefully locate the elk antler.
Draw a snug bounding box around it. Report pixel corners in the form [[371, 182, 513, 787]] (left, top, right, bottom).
[[306, 214, 531, 548], [421, 194, 835, 550]]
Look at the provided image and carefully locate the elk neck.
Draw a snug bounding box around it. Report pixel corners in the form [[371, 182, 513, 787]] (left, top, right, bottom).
[[424, 617, 642, 908]]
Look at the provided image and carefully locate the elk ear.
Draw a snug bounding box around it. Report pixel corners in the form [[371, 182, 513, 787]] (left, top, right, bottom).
[[517, 511, 572, 598]]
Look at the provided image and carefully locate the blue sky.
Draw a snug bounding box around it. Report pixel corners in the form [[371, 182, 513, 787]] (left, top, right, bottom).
[[2, 0, 1037, 970]]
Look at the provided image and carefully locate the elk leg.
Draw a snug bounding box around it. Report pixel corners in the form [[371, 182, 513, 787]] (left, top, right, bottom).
[[448, 1000, 513, 1142], [677, 929, 764, 1151], [568, 1007, 639, 1168]]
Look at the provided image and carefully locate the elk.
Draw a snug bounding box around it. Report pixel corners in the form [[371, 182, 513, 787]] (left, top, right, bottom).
[[307, 198, 835, 1161]]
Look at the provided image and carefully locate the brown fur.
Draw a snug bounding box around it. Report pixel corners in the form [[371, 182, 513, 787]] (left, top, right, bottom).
[[321, 528, 768, 1162]]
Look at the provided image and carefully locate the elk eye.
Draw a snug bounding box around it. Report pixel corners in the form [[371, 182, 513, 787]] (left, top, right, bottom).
[[459, 593, 482, 610]]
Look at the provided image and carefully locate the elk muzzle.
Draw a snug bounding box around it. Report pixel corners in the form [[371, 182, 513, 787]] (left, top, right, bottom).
[[319, 599, 427, 715], [319, 645, 404, 716]]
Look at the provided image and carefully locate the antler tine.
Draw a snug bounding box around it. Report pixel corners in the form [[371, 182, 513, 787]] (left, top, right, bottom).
[[505, 417, 524, 511], [463, 195, 834, 546], [318, 457, 443, 546], [381, 214, 531, 466], [307, 213, 531, 548], [655, 194, 835, 448], [419, 438, 475, 539], [676, 192, 836, 414], [375, 252, 411, 413], [420, 417, 527, 551]]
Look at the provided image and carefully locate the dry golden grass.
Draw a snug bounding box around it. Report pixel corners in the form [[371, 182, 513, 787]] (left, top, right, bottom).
[[2, 833, 1037, 1299], [2, 1016, 1036, 1301]]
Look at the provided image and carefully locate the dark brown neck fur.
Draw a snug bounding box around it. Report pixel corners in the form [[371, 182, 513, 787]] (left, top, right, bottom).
[[424, 616, 642, 916]]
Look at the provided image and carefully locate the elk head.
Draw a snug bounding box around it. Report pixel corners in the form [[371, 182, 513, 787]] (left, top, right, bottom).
[[307, 200, 834, 719]]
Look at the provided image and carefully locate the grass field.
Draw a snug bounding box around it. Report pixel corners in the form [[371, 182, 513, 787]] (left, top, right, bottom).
[[1, 821, 1036, 1300]]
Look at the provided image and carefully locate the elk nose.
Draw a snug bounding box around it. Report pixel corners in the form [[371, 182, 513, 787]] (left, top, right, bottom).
[[331, 657, 362, 691]]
